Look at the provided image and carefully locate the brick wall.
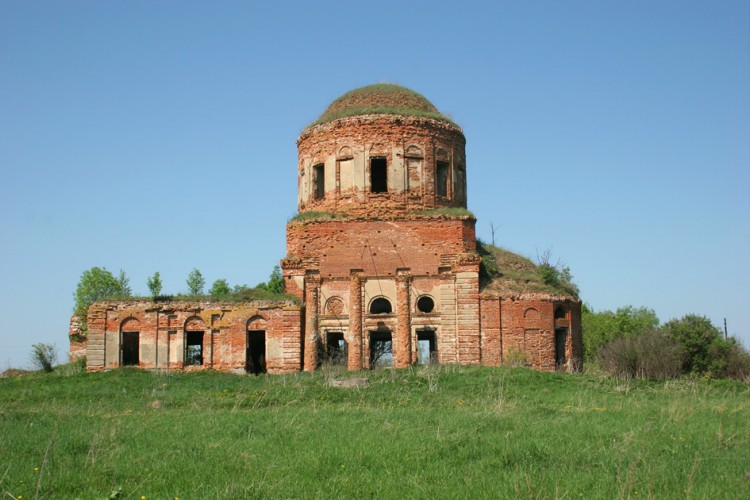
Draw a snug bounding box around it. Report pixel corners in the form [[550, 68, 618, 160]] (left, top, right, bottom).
[[297, 115, 466, 215], [286, 216, 476, 278], [479, 295, 583, 372], [80, 300, 302, 374]]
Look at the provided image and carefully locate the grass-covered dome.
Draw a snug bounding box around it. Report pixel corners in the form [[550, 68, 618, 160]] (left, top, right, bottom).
[[310, 84, 455, 127]]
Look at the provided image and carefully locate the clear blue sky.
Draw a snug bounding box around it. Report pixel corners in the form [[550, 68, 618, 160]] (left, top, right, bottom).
[[1, 0, 748, 368]]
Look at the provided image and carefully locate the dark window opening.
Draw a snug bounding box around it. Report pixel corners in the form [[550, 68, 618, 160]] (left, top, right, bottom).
[[246, 330, 266, 375], [417, 330, 437, 365], [370, 157, 387, 193], [370, 331, 392, 368], [369, 297, 392, 314], [314, 163, 325, 199], [555, 328, 568, 370], [122, 331, 139, 366], [436, 161, 449, 197], [325, 332, 347, 365], [554, 307, 566, 319], [185, 331, 204, 366], [417, 296, 435, 313]]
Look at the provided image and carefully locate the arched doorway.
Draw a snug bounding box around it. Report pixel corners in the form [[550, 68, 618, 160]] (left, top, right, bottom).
[[184, 316, 205, 366], [120, 317, 140, 367], [246, 315, 267, 375]]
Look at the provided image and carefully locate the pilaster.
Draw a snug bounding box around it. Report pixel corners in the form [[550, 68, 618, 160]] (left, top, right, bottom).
[[303, 274, 320, 371], [348, 272, 363, 370], [395, 271, 412, 368]]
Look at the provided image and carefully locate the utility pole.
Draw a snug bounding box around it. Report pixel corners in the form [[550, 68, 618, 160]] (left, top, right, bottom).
[[724, 318, 728, 340]]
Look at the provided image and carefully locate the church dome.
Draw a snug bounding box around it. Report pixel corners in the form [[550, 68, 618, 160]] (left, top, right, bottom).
[[312, 84, 454, 126]]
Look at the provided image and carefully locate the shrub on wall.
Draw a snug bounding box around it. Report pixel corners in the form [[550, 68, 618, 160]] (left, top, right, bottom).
[[74, 267, 132, 335], [256, 265, 284, 295], [210, 278, 232, 298]]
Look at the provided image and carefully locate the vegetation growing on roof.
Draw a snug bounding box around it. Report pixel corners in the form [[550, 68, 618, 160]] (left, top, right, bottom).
[[146, 271, 162, 298], [535, 248, 578, 295], [185, 268, 206, 295], [228, 287, 300, 304], [254, 265, 284, 295], [209, 278, 232, 298], [290, 208, 474, 222], [288, 211, 349, 223], [99, 289, 301, 305], [309, 107, 457, 128], [74, 264, 301, 313], [477, 240, 579, 298], [155, 265, 296, 304], [417, 207, 475, 218], [307, 84, 457, 128], [73, 267, 132, 335]]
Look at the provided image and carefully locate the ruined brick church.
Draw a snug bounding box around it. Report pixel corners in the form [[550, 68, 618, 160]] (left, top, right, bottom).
[[72, 84, 582, 374]]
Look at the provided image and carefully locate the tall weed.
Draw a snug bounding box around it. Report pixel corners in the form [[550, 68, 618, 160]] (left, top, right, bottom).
[[597, 330, 682, 379]]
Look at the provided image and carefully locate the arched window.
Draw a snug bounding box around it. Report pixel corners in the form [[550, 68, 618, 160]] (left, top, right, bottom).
[[369, 297, 392, 314]]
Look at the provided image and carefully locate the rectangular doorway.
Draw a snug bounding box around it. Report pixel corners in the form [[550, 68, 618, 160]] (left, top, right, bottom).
[[121, 331, 139, 366], [555, 328, 568, 370], [325, 332, 347, 365], [246, 330, 266, 375], [369, 331, 392, 368], [185, 331, 204, 366], [417, 330, 437, 365]]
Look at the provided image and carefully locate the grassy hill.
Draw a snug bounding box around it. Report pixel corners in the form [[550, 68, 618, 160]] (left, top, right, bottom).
[[1, 365, 748, 498]]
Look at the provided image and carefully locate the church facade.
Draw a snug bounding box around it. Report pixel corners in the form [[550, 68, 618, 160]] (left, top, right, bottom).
[[73, 84, 582, 374]]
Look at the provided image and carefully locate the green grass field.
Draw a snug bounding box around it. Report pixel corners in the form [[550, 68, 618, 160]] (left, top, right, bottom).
[[1, 365, 748, 499]]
